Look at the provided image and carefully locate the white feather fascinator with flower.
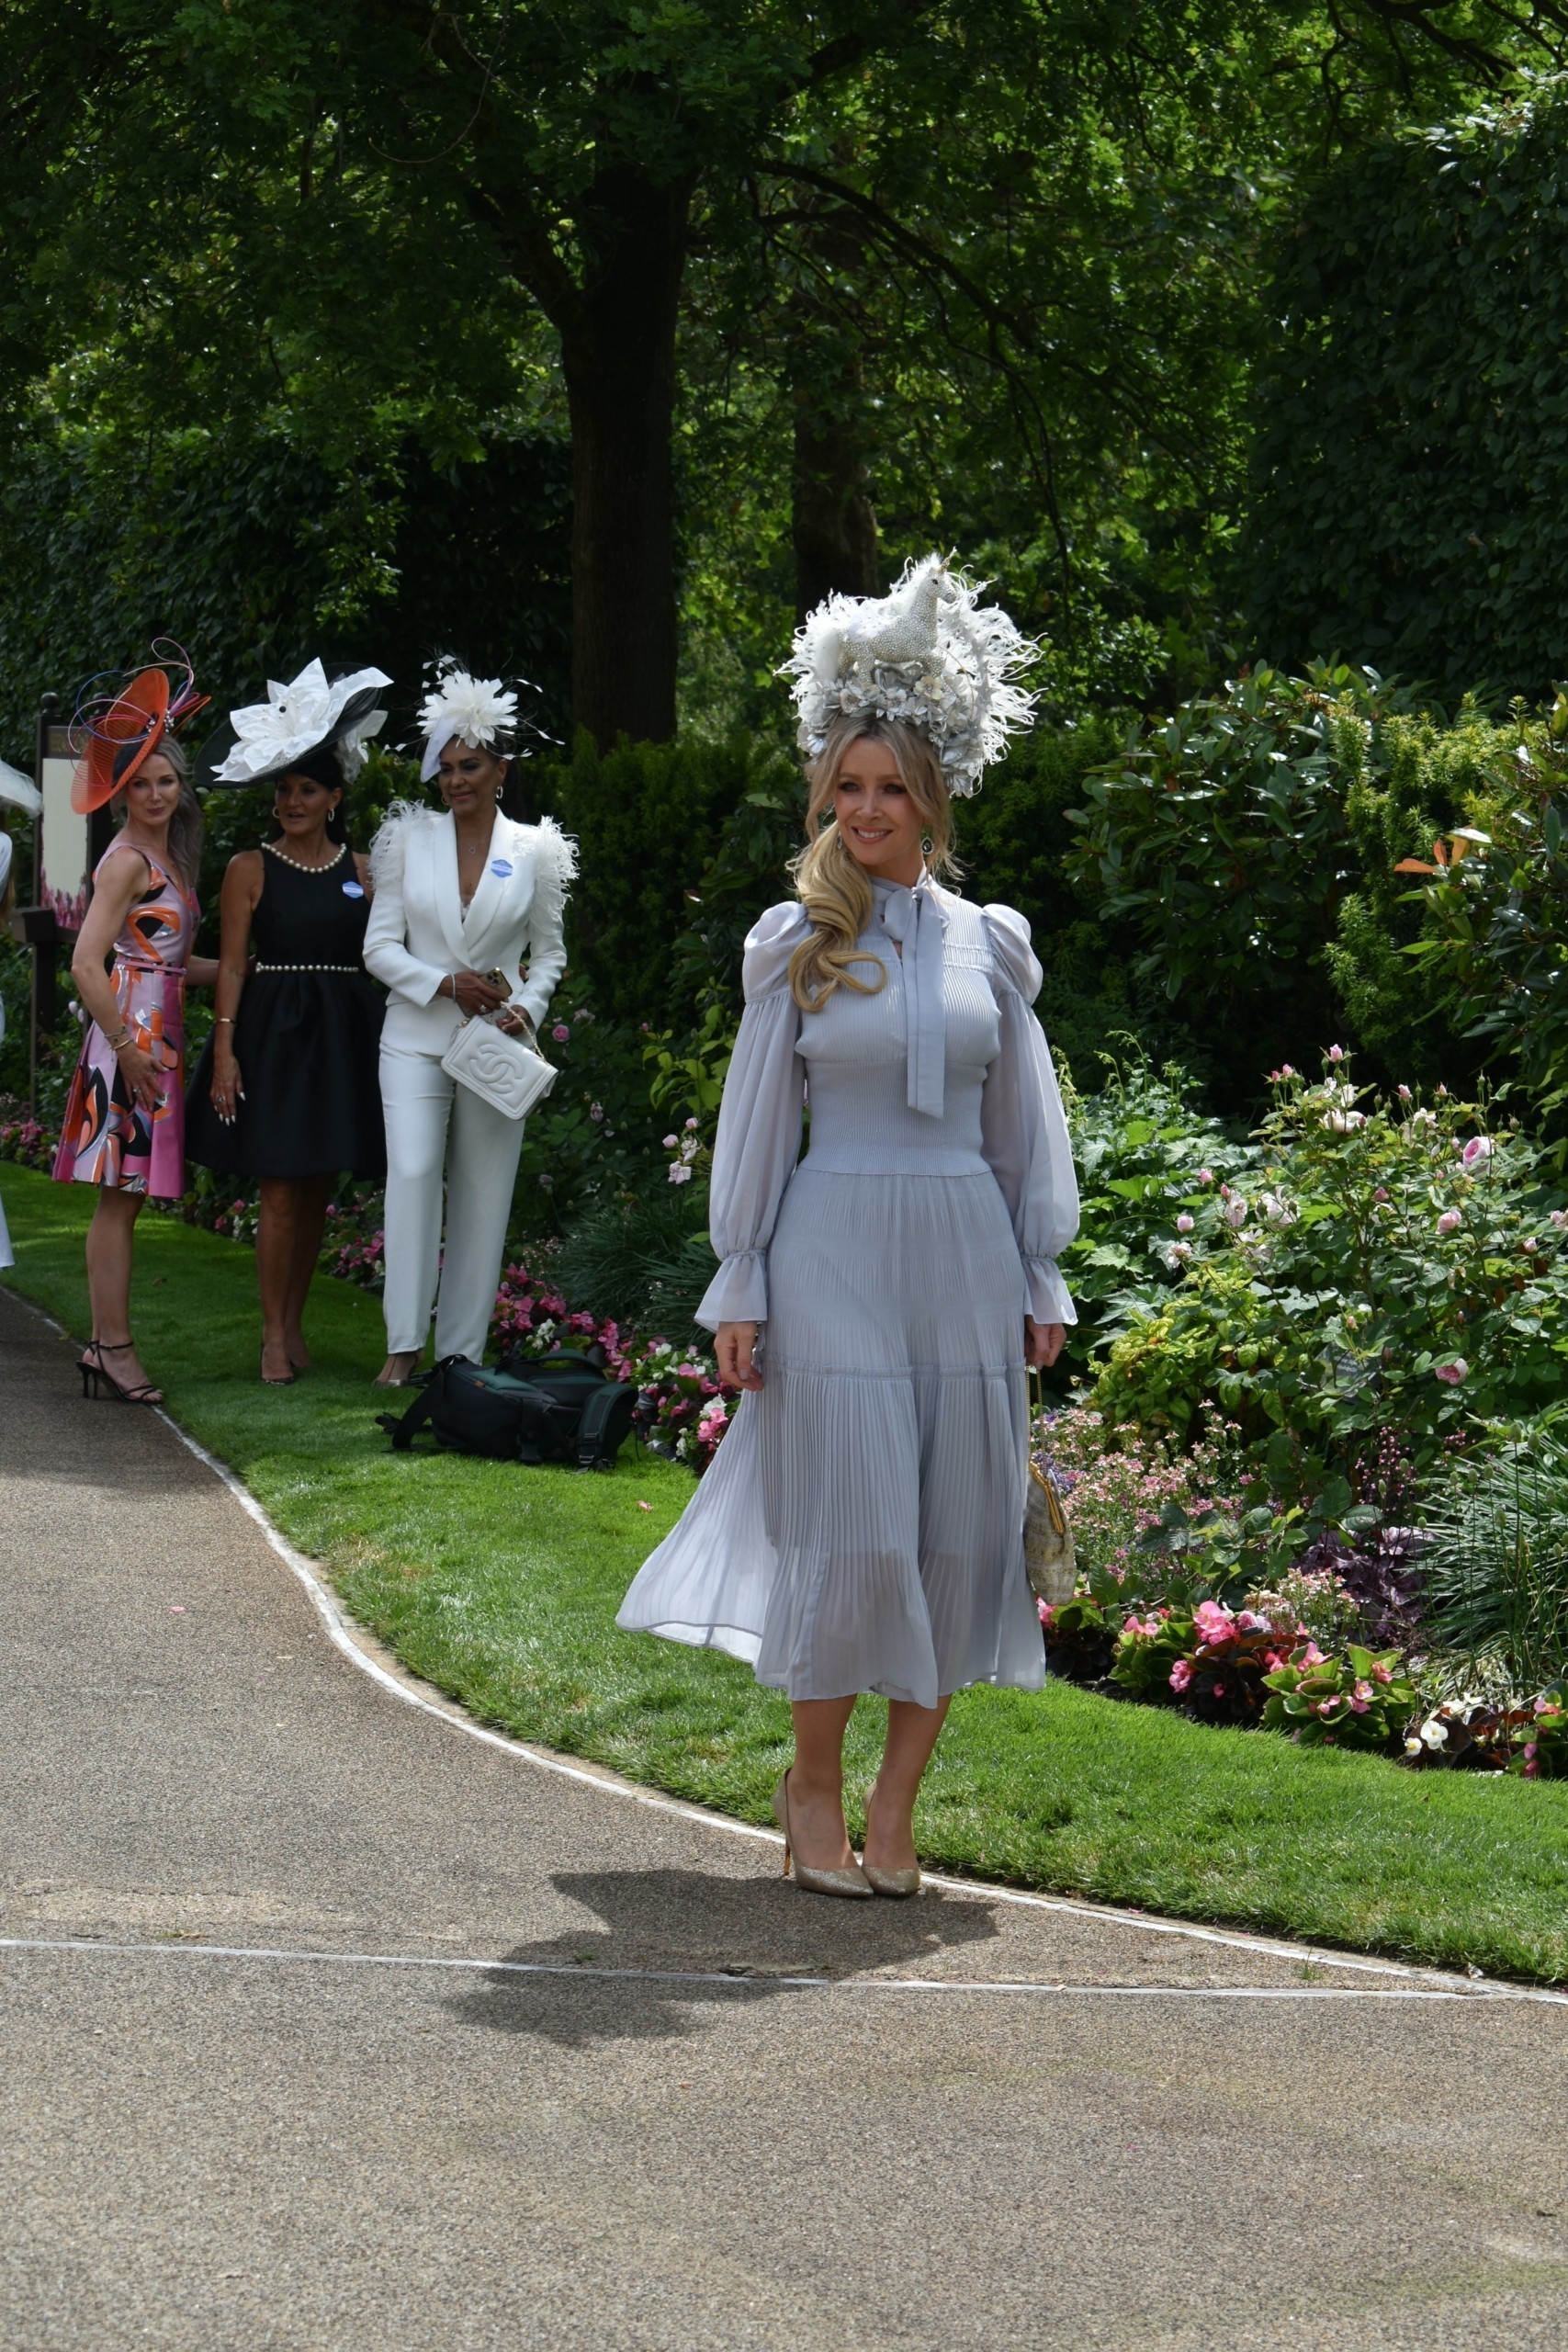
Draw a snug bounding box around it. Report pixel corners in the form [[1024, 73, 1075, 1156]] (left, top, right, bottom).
[[779, 553, 1038, 797], [418, 660, 521, 782]]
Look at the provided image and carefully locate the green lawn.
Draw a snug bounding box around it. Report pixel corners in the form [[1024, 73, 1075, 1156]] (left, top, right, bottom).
[[7, 1156, 1568, 1982]]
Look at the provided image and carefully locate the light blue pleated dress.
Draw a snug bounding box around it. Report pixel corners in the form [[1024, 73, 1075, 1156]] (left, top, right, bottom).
[[616, 877, 1079, 1708]]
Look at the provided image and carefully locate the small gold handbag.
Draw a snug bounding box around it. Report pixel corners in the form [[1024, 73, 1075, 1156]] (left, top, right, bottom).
[[1022, 1369, 1077, 1608]]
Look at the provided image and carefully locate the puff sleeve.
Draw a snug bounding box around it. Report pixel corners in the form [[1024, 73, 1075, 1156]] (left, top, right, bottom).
[[363, 806, 446, 1007], [979, 904, 1080, 1326], [517, 816, 576, 1028], [695, 903, 809, 1332]]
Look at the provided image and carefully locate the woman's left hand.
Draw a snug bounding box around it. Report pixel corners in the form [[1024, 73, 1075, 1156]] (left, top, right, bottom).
[[494, 1007, 532, 1038], [1025, 1317, 1065, 1370]]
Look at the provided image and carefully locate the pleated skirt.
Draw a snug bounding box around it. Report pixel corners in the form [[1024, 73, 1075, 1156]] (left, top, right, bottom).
[[616, 1163, 1044, 1707]]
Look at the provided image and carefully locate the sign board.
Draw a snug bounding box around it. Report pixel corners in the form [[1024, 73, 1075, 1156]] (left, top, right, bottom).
[[37, 719, 90, 933]]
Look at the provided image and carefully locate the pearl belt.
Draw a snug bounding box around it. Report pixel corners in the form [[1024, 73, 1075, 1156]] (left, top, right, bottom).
[[253, 961, 363, 973]]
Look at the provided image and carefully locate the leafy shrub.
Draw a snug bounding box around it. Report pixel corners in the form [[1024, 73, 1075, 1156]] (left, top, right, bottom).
[[1066, 663, 1508, 1099], [1420, 1426, 1568, 1699], [1260, 1646, 1416, 1752], [1242, 84, 1568, 707], [1093, 1049, 1568, 1482], [1402, 697, 1568, 1122]]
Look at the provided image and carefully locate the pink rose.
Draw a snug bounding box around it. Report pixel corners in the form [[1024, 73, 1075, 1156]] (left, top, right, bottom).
[[551, 1023, 570, 1043], [1435, 1360, 1468, 1385], [1461, 1136, 1493, 1168], [1176, 1213, 1195, 1233], [1397, 1083, 1412, 1101], [1197, 1168, 1213, 1185], [1327, 1044, 1344, 1061]]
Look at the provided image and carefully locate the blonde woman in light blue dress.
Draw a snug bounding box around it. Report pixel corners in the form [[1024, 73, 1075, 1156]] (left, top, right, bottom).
[[618, 558, 1079, 1899]]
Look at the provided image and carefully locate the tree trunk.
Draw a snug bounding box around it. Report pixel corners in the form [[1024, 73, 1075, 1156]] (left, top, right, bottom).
[[792, 392, 880, 616], [558, 165, 692, 749], [785, 201, 879, 616]]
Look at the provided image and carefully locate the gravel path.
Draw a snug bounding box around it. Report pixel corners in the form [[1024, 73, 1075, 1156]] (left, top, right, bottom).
[[4, 1279, 1567, 2349]]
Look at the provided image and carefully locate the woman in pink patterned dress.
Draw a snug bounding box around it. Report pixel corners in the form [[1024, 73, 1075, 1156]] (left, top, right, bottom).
[[52, 658, 214, 1404]]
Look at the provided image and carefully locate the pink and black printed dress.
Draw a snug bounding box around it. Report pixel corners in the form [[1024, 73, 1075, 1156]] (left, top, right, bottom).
[[52, 841, 196, 1200]]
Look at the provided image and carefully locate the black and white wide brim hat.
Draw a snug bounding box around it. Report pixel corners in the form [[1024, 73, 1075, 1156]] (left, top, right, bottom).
[[197, 660, 391, 789]]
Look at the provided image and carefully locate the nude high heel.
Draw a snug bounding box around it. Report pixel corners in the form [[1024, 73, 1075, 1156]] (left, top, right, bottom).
[[861, 1786, 921, 1898], [773, 1772, 872, 1900]]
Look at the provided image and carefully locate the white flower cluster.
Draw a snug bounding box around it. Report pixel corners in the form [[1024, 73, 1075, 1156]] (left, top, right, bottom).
[[418, 660, 521, 783], [779, 554, 1038, 797]]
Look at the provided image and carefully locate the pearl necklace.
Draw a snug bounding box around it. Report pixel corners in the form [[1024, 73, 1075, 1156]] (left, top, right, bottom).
[[265, 841, 347, 875]]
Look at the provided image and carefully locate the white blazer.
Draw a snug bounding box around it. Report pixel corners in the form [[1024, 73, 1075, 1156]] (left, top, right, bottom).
[[363, 804, 575, 1056]]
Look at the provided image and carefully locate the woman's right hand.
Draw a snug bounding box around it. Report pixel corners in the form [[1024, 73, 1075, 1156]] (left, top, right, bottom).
[[446, 968, 509, 1017], [210, 1046, 243, 1125], [716, 1321, 763, 1392], [117, 1041, 164, 1120]]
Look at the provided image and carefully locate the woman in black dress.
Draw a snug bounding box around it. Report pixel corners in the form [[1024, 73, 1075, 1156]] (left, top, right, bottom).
[[186, 663, 389, 1384]]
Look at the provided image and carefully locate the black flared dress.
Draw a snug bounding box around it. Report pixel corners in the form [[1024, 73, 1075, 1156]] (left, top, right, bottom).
[[186, 842, 387, 1181]]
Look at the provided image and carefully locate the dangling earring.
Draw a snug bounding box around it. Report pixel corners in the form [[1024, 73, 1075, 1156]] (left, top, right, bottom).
[[920, 832, 934, 860]]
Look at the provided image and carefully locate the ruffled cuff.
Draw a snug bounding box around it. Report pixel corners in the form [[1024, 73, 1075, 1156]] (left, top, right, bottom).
[[1023, 1256, 1077, 1327], [696, 1250, 769, 1332]]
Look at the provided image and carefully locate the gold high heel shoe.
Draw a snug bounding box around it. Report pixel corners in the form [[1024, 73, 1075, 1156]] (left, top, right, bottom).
[[861, 1786, 921, 1898], [773, 1772, 871, 1899]]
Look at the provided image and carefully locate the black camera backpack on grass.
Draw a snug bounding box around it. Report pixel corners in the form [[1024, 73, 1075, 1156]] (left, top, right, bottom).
[[376, 1348, 635, 1471]]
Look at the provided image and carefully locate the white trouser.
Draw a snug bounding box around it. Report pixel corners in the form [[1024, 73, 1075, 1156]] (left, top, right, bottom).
[[379, 1044, 525, 1364]]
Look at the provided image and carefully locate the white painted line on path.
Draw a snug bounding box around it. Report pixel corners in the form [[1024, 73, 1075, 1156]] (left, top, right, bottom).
[[2, 1934, 1564, 2005]]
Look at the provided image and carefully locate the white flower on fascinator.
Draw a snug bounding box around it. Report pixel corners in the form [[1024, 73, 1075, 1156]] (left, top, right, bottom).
[[210, 659, 390, 786], [419, 661, 520, 782]]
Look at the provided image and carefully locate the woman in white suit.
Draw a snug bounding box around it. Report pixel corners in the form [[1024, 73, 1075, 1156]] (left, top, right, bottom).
[[363, 664, 575, 1386]]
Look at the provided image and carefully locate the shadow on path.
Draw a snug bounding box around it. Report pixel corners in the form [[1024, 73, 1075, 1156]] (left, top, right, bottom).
[[446, 1865, 1003, 2046]]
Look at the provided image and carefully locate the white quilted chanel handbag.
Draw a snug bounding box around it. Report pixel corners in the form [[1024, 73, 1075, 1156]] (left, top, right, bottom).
[[440, 1011, 558, 1121]]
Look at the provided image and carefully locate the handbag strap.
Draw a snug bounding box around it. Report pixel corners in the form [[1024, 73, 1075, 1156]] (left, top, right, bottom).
[[378, 1381, 438, 1451], [575, 1380, 625, 1471]]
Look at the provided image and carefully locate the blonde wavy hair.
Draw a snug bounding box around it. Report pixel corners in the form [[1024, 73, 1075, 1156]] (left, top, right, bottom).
[[787, 715, 956, 1013]]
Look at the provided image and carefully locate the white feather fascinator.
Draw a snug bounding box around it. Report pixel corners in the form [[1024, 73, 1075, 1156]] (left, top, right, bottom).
[[779, 553, 1038, 797], [205, 660, 391, 787], [418, 660, 521, 783]]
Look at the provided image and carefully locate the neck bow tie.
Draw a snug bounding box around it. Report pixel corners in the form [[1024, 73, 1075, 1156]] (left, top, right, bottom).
[[878, 879, 946, 1119]]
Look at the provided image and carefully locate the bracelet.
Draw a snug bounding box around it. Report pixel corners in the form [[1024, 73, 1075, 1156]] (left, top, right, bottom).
[[215, 1016, 235, 1025], [105, 1027, 132, 1053]]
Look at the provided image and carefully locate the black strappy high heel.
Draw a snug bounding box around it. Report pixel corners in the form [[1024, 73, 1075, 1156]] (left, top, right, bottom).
[[79, 1340, 162, 1406]]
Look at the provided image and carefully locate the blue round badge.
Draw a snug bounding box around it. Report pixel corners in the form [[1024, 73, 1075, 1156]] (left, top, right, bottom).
[[342, 879, 366, 899], [490, 858, 513, 878]]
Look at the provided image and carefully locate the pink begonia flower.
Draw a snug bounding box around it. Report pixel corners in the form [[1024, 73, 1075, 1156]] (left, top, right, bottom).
[[1212, 1681, 1225, 1699], [1301, 1642, 1325, 1667], [1461, 1136, 1493, 1167], [1328, 1044, 1344, 1061], [1194, 1600, 1235, 1645], [1038, 1600, 1054, 1627], [1169, 1659, 1192, 1693], [551, 1023, 570, 1043], [1317, 1698, 1338, 1718], [1371, 1662, 1393, 1685], [1437, 1209, 1462, 1236], [1223, 1194, 1248, 1228], [1176, 1212, 1195, 1233], [1435, 1359, 1468, 1385], [1264, 1651, 1284, 1672]]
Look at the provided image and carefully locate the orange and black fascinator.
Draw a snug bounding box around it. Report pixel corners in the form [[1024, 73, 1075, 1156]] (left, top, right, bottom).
[[70, 642, 209, 815]]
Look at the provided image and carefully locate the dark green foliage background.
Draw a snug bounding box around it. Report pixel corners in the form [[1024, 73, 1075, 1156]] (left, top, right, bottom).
[[1243, 85, 1568, 706]]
